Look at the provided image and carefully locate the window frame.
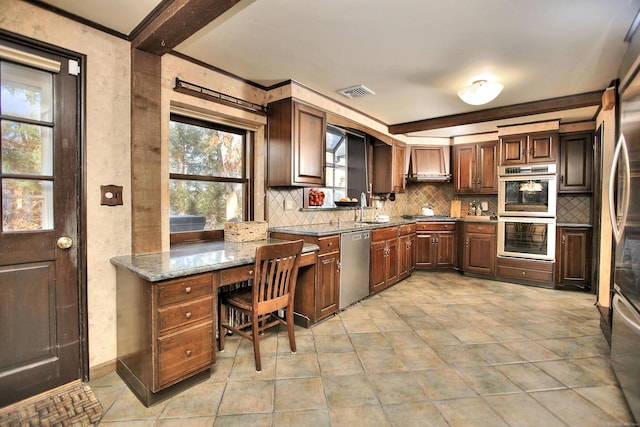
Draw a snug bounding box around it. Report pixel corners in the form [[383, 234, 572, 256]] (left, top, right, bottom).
[[169, 113, 252, 244]]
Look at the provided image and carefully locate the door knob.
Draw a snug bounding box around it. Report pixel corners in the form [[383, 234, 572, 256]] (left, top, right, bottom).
[[57, 236, 73, 249]]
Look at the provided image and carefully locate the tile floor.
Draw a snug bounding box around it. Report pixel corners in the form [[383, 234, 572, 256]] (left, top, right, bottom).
[[91, 271, 635, 426]]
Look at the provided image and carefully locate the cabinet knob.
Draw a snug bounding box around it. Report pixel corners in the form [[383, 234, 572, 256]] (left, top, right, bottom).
[[185, 312, 192, 319], [328, 242, 332, 247], [337, 262, 342, 271], [522, 271, 526, 276], [248, 270, 254, 276], [185, 286, 192, 294], [185, 349, 192, 357], [562, 234, 566, 244], [465, 238, 469, 245]]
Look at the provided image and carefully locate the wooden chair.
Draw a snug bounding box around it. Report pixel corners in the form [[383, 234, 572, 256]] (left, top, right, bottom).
[[218, 239, 304, 372]]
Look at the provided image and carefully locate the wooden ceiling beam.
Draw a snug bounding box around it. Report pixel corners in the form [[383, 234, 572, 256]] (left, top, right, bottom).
[[388, 91, 604, 135], [131, 0, 241, 55]]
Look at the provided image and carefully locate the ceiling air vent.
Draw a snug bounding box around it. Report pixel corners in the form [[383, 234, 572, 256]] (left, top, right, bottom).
[[337, 85, 375, 99]]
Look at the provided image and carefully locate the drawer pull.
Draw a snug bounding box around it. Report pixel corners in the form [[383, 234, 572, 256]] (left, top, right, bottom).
[[185, 286, 192, 294], [185, 312, 192, 319], [185, 349, 192, 357], [328, 242, 333, 247], [248, 270, 254, 276], [522, 271, 526, 276]]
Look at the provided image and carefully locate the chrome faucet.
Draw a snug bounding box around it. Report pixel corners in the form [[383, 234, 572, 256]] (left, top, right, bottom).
[[360, 192, 366, 222]]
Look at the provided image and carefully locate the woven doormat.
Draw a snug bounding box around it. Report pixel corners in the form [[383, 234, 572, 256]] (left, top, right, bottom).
[[0, 381, 102, 426]]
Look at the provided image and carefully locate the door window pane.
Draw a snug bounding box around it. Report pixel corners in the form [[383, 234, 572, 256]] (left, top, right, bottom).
[[170, 179, 244, 231], [2, 179, 53, 231], [2, 120, 53, 175], [1, 62, 53, 122]]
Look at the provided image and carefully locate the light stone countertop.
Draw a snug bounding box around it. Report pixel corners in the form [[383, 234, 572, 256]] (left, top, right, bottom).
[[110, 239, 320, 282]]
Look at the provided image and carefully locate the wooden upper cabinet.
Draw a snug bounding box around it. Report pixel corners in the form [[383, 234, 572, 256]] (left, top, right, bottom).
[[373, 140, 406, 193], [392, 142, 406, 193], [559, 132, 593, 193], [453, 141, 497, 194], [500, 132, 557, 165], [267, 98, 326, 186]]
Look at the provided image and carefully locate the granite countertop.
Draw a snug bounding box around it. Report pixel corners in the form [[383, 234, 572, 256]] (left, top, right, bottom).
[[110, 239, 320, 282], [269, 217, 415, 236]]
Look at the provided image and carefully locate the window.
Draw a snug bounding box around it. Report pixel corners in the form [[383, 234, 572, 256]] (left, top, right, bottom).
[[318, 125, 369, 206], [324, 125, 347, 205], [169, 114, 249, 233]]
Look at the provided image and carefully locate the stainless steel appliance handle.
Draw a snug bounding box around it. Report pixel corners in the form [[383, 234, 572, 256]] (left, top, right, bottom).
[[608, 134, 631, 244], [613, 293, 640, 334]]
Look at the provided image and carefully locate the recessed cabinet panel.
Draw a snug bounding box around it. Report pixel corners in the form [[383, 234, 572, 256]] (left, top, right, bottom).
[[559, 132, 593, 193], [267, 98, 326, 187], [454, 142, 497, 194]]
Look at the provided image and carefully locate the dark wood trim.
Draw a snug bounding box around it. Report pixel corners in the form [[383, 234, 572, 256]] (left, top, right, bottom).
[[131, 49, 163, 254], [131, 0, 241, 55], [388, 91, 604, 134], [22, 0, 128, 40]]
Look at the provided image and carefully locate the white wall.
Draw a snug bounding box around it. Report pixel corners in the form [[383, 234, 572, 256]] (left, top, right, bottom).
[[1, 0, 132, 368]]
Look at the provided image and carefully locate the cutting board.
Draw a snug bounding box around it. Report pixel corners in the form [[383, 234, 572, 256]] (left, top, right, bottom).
[[450, 199, 462, 218]]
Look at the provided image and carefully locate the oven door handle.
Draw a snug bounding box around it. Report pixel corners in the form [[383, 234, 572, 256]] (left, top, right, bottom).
[[608, 134, 630, 244]]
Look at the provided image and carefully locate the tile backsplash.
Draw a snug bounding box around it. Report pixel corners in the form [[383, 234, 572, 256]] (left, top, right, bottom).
[[267, 184, 592, 226]]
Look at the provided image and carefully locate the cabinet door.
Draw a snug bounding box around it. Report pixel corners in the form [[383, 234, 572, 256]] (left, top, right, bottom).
[[435, 232, 456, 267], [453, 144, 475, 193], [416, 232, 436, 268], [528, 132, 557, 164], [294, 102, 326, 185], [500, 135, 527, 165], [398, 235, 409, 279], [408, 233, 416, 274], [393, 142, 406, 193], [370, 240, 387, 292], [464, 233, 496, 275], [476, 142, 498, 194], [385, 238, 399, 285], [556, 228, 590, 288], [316, 252, 339, 319], [559, 132, 593, 193]]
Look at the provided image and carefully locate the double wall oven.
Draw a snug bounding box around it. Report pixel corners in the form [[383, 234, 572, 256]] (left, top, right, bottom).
[[497, 164, 557, 261]]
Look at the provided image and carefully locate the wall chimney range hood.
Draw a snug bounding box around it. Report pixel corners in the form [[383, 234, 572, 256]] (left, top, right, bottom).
[[406, 145, 451, 182]]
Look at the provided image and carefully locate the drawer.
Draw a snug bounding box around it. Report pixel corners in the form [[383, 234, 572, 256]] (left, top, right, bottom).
[[220, 264, 254, 286], [416, 222, 455, 232], [399, 224, 416, 235], [497, 265, 553, 283], [497, 257, 554, 272], [317, 235, 340, 254], [158, 274, 212, 306], [157, 323, 213, 389], [372, 226, 398, 242], [465, 223, 496, 234], [157, 296, 213, 333]]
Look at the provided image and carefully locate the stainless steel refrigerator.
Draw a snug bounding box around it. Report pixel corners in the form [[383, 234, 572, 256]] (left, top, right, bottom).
[[609, 76, 640, 423]]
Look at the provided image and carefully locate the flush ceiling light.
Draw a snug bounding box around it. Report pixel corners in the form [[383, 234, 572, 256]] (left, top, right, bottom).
[[457, 79, 503, 105]]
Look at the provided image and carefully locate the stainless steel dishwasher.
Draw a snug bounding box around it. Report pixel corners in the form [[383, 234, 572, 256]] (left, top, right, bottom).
[[339, 230, 371, 309]]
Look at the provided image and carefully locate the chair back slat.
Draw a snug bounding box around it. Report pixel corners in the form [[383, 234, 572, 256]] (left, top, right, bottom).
[[253, 240, 304, 310]]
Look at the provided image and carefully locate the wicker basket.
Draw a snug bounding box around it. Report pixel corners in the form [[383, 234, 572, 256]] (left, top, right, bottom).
[[224, 221, 268, 242]]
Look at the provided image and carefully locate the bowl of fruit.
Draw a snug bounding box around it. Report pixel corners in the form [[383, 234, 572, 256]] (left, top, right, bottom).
[[335, 197, 359, 207]]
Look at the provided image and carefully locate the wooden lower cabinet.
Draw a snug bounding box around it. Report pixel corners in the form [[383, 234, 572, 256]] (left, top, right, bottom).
[[556, 226, 591, 290], [415, 222, 456, 269], [398, 224, 417, 280], [270, 232, 338, 324], [116, 270, 215, 406], [462, 222, 496, 276], [370, 226, 399, 293]]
